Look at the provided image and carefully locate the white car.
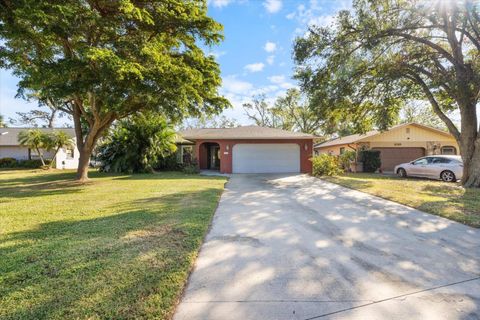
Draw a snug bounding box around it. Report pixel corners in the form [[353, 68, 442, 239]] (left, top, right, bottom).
[[394, 155, 463, 182]]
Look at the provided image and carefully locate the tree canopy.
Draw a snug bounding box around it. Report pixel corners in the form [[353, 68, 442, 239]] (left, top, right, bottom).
[[0, 0, 229, 180], [294, 0, 480, 187]]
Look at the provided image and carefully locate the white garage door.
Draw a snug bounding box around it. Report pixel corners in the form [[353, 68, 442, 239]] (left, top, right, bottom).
[[232, 144, 300, 173]]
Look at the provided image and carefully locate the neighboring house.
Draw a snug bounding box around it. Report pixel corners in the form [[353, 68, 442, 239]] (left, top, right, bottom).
[[0, 128, 79, 169], [314, 123, 459, 172], [176, 126, 315, 174]]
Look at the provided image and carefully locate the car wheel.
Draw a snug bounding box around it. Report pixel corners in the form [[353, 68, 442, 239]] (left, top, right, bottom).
[[441, 170, 456, 182], [397, 168, 407, 178]]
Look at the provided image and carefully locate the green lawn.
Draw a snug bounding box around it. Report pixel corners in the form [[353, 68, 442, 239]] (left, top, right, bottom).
[[0, 169, 227, 320], [322, 173, 480, 228]]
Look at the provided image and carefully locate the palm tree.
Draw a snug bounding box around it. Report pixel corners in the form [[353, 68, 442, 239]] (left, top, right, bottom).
[[18, 129, 48, 166], [45, 131, 75, 168]]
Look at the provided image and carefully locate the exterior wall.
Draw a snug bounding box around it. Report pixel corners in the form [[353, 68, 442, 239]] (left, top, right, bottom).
[[55, 146, 80, 169], [0, 146, 30, 160], [194, 139, 314, 174], [315, 144, 355, 156]]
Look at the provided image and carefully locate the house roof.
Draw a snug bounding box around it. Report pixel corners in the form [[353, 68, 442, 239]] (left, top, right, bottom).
[[178, 125, 316, 140], [0, 127, 76, 146], [314, 123, 453, 148]]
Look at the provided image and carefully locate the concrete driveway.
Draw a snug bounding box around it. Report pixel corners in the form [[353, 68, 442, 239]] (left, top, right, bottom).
[[174, 174, 480, 320]]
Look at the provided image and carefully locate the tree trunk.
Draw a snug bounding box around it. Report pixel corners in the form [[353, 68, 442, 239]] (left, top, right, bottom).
[[76, 146, 91, 182], [36, 147, 46, 166], [461, 138, 480, 188]]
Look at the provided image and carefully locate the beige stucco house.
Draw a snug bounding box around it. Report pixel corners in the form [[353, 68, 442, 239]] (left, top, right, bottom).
[[0, 127, 79, 169], [314, 123, 459, 172]]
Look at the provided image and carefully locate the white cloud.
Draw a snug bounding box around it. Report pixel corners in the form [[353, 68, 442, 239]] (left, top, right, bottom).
[[222, 75, 254, 95], [268, 75, 286, 84], [263, 0, 282, 13], [264, 41, 277, 53], [266, 55, 275, 65], [208, 50, 227, 59], [244, 62, 265, 73], [210, 0, 234, 8]]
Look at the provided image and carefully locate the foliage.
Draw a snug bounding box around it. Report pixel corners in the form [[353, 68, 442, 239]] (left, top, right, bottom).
[[359, 150, 381, 173], [181, 115, 239, 129], [0, 157, 17, 168], [0, 0, 230, 181], [0, 114, 6, 127], [311, 154, 342, 177], [0, 169, 226, 319], [44, 131, 75, 168], [182, 160, 200, 174], [0, 158, 51, 168], [243, 89, 321, 134], [294, 0, 480, 187], [155, 153, 183, 171], [98, 114, 177, 173], [399, 102, 448, 131], [17, 129, 49, 166], [339, 150, 356, 171]]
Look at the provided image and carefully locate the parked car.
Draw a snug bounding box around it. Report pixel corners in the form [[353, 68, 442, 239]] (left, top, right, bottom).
[[394, 155, 463, 182]]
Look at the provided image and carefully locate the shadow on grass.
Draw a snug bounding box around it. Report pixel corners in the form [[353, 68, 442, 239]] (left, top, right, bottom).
[[0, 189, 221, 319]]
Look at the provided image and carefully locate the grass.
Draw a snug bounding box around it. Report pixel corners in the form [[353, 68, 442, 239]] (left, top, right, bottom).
[[0, 169, 227, 320], [322, 173, 480, 228]]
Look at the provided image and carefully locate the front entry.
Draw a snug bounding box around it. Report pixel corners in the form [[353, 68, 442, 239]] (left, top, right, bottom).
[[208, 145, 220, 170]]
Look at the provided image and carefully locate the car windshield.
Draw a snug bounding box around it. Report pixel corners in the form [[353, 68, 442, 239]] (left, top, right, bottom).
[[413, 157, 430, 165]]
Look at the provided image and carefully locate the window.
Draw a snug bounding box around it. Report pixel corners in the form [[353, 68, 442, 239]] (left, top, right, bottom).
[[180, 145, 193, 164], [441, 146, 456, 155], [66, 148, 74, 159], [413, 157, 431, 165], [432, 157, 451, 164], [339, 147, 345, 154]]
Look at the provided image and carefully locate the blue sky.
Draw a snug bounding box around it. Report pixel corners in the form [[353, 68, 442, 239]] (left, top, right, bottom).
[[0, 0, 351, 126]]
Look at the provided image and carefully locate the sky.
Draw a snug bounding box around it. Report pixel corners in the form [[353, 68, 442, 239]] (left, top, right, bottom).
[[0, 0, 351, 126]]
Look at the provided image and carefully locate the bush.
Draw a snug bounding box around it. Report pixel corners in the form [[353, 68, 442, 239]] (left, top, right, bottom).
[[359, 150, 381, 172], [339, 150, 356, 171], [182, 160, 200, 174], [0, 158, 51, 169], [311, 154, 342, 177], [155, 153, 182, 171], [0, 157, 17, 168]]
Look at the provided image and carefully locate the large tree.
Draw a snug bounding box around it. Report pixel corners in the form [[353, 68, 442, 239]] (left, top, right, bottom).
[[294, 0, 480, 187], [0, 0, 229, 181]]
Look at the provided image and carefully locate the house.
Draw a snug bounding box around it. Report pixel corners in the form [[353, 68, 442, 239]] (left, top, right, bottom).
[[0, 127, 79, 169], [314, 123, 459, 172], [177, 125, 315, 174]]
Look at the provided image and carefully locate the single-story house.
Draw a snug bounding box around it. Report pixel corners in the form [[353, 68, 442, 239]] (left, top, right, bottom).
[[177, 125, 315, 174], [0, 127, 79, 169], [314, 123, 459, 172]]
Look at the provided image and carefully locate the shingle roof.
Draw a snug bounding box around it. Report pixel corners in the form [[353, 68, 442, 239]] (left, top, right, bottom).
[[0, 127, 76, 146], [314, 123, 453, 148], [178, 125, 315, 140]]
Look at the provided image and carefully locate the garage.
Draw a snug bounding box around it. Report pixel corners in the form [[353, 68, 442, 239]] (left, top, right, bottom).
[[232, 144, 300, 173], [373, 147, 425, 171]]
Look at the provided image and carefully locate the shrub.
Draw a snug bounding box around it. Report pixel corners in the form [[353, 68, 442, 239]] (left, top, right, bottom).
[[155, 153, 182, 171], [0, 157, 17, 168], [311, 154, 342, 176], [182, 160, 199, 174], [339, 150, 356, 171], [359, 150, 381, 172]]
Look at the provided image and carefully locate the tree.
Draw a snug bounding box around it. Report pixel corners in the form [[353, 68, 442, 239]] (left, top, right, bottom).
[[0, 114, 6, 128], [18, 129, 48, 166], [98, 113, 177, 173], [44, 131, 75, 168], [399, 102, 448, 131], [0, 0, 229, 181], [9, 95, 69, 128], [181, 115, 239, 129], [294, 0, 480, 187], [243, 91, 322, 134]]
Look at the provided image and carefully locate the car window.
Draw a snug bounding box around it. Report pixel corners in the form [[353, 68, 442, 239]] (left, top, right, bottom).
[[413, 158, 429, 165], [432, 157, 451, 164]]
